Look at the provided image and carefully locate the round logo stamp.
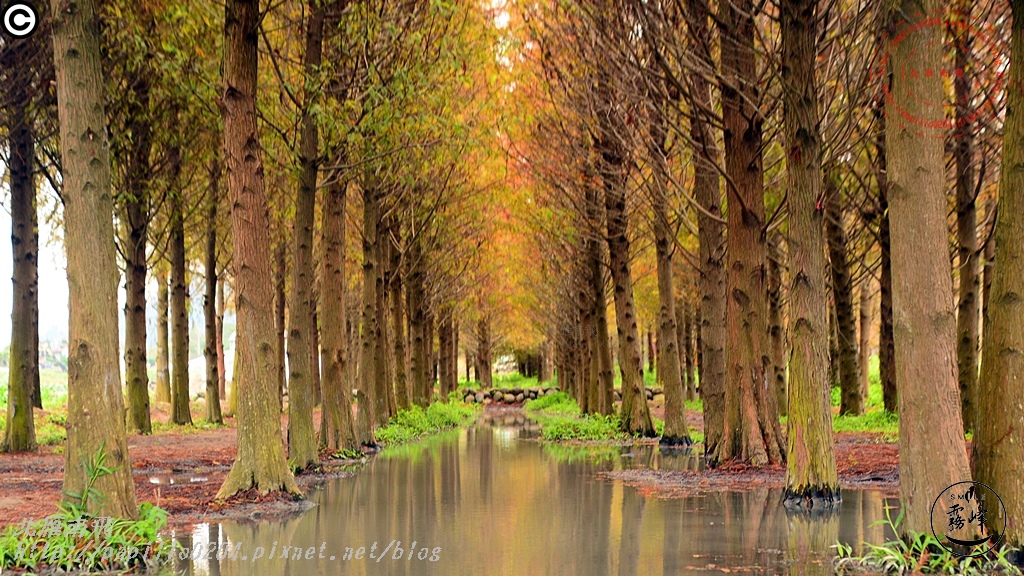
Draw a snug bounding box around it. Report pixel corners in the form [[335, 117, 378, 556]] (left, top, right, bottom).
[[930, 481, 1006, 558], [871, 10, 1009, 139]]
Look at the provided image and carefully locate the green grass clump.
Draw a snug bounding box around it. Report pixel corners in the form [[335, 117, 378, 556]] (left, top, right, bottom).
[[834, 506, 1022, 575], [833, 409, 899, 442], [374, 400, 479, 445], [524, 392, 624, 440], [536, 412, 625, 441], [2, 446, 173, 573], [523, 391, 579, 414]]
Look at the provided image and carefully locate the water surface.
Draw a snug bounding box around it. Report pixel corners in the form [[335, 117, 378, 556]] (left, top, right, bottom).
[[174, 412, 895, 575]]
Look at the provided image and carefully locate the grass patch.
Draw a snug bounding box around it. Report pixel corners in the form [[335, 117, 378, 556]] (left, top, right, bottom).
[[523, 391, 579, 414], [834, 506, 1022, 575], [374, 400, 479, 445], [525, 392, 626, 440], [833, 409, 899, 442]]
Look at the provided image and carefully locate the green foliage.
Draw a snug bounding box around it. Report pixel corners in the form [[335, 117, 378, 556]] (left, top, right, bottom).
[[542, 443, 621, 463], [492, 373, 541, 388], [523, 391, 579, 414], [535, 412, 625, 441], [0, 502, 171, 572], [374, 400, 480, 445], [834, 505, 1022, 575], [1, 444, 172, 572], [833, 409, 899, 442]]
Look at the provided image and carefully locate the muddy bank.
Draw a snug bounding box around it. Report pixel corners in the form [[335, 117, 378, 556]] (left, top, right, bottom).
[[599, 433, 899, 498], [0, 407, 360, 531]]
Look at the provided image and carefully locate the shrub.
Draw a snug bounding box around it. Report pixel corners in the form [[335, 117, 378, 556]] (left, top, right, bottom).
[[374, 400, 479, 445]]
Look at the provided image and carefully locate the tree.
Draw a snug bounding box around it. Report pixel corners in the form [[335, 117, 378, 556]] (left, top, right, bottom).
[[1, 21, 41, 451], [155, 267, 171, 404], [716, 0, 784, 465], [286, 0, 327, 472], [884, 0, 972, 534], [169, 140, 193, 427], [216, 0, 300, 500], [51, 0, 138, 517], [319, 178, 357, 452], [780, 0, 838, 507], [204, 160, 223, 424], [825, 177, 863, 416], [971, 0, 1024, 547]]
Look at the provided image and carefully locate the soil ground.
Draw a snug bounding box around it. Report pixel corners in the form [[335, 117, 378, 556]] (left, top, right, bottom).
[[0, 402, 900, 531]]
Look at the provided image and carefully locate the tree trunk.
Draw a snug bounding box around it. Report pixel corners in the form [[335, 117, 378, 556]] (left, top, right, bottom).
[[205, 160, 223, 425], [683, 303, 696, 402], [952, 0, 979, 434], [274, 240, 286, 411], [2, 77, 37, 452], [357, 184, 380, 444], [781, 0, 838, 505], [319, 180, 357, 452], [216, 0, 300, 499], [217, 277, 227, 403], [768, 234, 787, 417], [885, 0, 972, 534], [586, 188, 615, 415], [600, 148, 654, 436], [684, 0, 727, 458], [476, 316, 493, 390], [825, 176, 863, 416], [874, 67, 897, 415], [155, 268, 171, 404], [285, 0, 325, 471], [717, 0, 784, 465], [858, 278, 872, 403], [971, 0, 1024, 547], [982, 197, 996, 320], [389, 221, 410, 410], [51, 0, 138, 516], [123, 71, 152, 435], [649, 94, 689, 445], [169, 146, 193, 427], [373, 215, 393, 423], [408, 241, 429, 403]]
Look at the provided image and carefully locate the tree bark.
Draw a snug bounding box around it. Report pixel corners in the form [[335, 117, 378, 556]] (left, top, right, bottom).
[[475, 316, 493, 389], [216, 0, 300, 499], [952, 0, 979, 434], [123, 71, 152, 435], [155, 268, 171, 404], [717, 0, 784, 465], [858, 278, 872, 403], [51, 0, 138, 516], [768, 234, 787, 417], [586, 188, 615, 415], [357, 184, 380, 444], [874, 102, 897, 414], [169, 145, 193, 427], [683, 303, 696, 401], [285, 0, 325, 471], [408, 240, 429, 403], [684, 0, 727, 459], [825, 177, 863, 416], [274, 239, 286, 411], [389, 221, 410, 410], [971, 0, 1024, 547], [205, 160, 223, 425], [319, 180, 357, 452], [649, 91, 689, 445], [884, 0, 972, 534], [2, 70, 38, 452], [217, 277, 227, 402], [781, 0, 838, 506]]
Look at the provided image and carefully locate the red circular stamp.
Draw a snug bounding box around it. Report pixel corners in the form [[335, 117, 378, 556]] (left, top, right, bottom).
[[872, 10, 1009, 139]]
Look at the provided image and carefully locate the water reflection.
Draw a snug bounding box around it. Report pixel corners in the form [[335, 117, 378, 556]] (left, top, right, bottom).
[[173, 416, 895, 575]]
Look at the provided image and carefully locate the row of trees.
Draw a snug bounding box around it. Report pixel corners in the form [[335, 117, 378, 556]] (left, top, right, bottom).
[[512, 0, 1022, 543], [1, 0, 515, 513]]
